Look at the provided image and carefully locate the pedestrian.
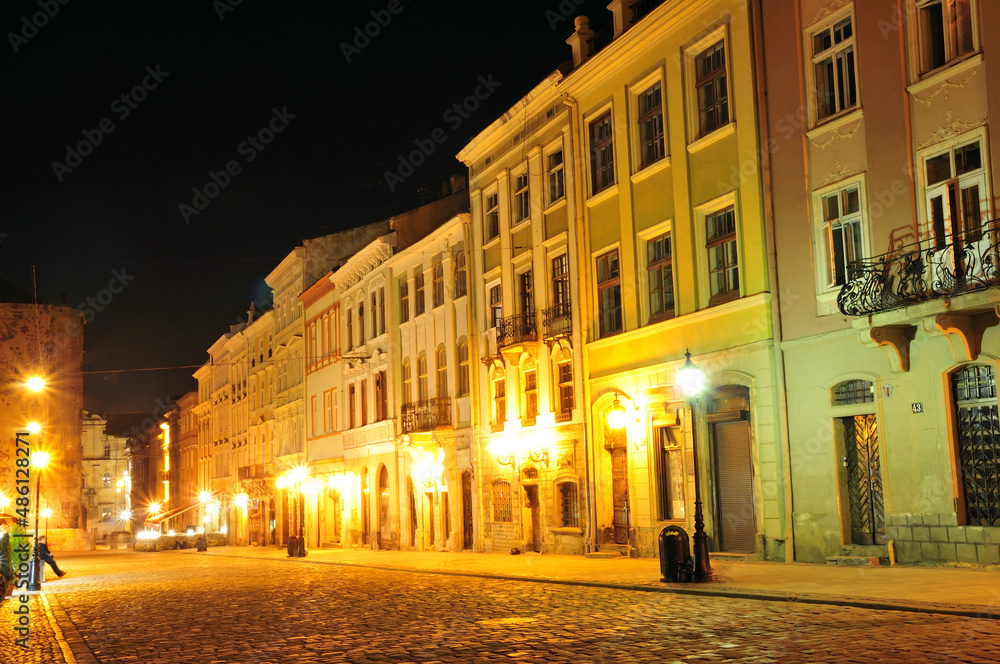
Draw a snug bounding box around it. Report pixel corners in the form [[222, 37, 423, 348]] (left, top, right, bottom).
[[38, 536, 66, 577]]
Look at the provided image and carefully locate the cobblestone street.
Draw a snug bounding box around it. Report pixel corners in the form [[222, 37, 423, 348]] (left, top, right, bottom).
[[3, 551, 1000, 663]]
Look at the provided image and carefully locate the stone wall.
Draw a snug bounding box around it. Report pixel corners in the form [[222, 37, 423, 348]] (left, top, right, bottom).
[[887, 513, 1000, 565]]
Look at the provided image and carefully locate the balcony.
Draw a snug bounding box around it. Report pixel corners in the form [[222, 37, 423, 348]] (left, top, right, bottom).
[[401, 398, 452, 434], [237, 463, 274, 480], [542, 301, 572, 340], [497, 312, 536, 349], [838, 222, 1000, 317]]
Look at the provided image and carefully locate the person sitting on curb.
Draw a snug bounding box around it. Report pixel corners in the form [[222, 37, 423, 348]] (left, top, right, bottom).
[[38, 536, 66, 577]]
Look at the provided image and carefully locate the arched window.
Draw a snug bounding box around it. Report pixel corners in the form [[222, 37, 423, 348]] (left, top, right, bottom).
[[832, 379, 874, 406], [951, 364, 1000, 526], [457, 342, 470, 397], [491, 479, 512, 523], [102, 472, 111, 488]]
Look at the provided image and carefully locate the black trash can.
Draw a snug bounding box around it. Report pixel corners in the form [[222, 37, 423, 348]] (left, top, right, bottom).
[[658, 525, 692, 583]]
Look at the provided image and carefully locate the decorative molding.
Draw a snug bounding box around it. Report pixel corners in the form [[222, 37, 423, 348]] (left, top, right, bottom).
[[928, 311, 999, 363], [809, 116, 863, 149], [915, 110, 987, 151], [818, 161, 864, 188], [910, 58, 982, 107], [809, 0, 852, 27], [863, 325, 916, 373]]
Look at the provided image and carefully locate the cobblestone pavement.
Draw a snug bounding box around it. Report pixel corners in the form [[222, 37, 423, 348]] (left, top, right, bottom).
[[4, 551, 1000, 663]]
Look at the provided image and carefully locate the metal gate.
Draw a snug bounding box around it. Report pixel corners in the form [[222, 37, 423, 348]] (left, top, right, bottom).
[[953, 364, 1000, 526], [844, 414, 885, 545]]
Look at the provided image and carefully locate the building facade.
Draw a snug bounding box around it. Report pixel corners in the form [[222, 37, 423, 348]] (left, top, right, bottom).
[[80, 411, 129, 541], [763, 0, 1000, 564]]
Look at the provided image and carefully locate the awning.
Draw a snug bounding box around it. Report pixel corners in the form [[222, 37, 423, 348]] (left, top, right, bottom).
[[144, 490, 223, 525]]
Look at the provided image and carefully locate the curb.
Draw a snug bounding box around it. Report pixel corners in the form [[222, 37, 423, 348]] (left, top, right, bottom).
[[206, 550, 1000, 621]]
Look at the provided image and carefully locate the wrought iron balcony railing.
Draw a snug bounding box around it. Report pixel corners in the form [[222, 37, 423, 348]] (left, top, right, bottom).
[[401, 397, 451, 434], [497, 312, 537, 348], [542, 301, 572, 340], [838, 222, 1000, 317]]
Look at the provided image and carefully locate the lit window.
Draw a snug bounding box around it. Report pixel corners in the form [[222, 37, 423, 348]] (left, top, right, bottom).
[[457, 343, 470, 397], [417, 355, 428, 402], [557, 360, 574, 421], [923, 138, 986, 249], [436, 347, 448, 399], [559, 482, 579, 528], [523, 363, 537, 426], [547, 150, 565, 204], [489, 284, 502, 329], [647, 232, 674, 321], [638, 83, 665, 168], [590, 112, 615, 194], [432, 262, 445, 308], [454, 251, 467, 298], [102, 472, 111, 488], [706, 206, 739, 305], [596, 249, 622, 337], [916, 0, 975, 75], [493, 369, 506, 427], [812, 15, 857, 121], [513, 172, 529, 223], [695, 40, 729, 137], [402, 361, 411, 404]]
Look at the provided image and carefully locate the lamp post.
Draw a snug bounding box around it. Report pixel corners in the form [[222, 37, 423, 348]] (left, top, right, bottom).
[[27, 451, 50, 592], [291, 467, 308, 557], [677, 349, 713, 583]]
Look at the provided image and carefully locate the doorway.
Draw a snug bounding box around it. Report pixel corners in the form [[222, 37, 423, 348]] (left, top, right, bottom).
[[462, 471, 473, 549], [378, 467, 391, 549], [523, 485, 541, 552], [709, 387, 756, 554], [843, 414, 885, 545]]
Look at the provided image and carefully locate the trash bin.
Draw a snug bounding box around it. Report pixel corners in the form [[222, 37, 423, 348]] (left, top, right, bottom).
[[196, 536, 207, 552], [287, 536, 298, 557], [659, 525, 692, 583]]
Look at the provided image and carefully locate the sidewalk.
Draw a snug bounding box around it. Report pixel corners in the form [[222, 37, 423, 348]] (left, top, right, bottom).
[[192, 545, 1000, 618]]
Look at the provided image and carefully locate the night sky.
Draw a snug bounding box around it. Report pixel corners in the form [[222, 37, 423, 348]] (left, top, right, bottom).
[[3, 0, 610, 416]]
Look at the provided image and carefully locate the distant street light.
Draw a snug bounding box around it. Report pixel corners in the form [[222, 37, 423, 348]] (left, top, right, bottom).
[[25, 376, 46, 392]]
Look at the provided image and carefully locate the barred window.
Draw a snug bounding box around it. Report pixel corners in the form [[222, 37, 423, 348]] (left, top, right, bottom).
[[559, 481, 579, 528], [492, 479, 513, 523], [832, 379, 874, 406]]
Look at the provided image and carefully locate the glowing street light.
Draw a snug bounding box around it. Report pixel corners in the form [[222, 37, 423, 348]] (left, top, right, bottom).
[[27, 451, 50, 591], [25, 421, 41, 435], [148, 501, 161, 516], [25, 376, 46, 392]]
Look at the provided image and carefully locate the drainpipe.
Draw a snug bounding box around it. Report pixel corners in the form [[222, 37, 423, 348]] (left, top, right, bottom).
[[749, 0, 795, 561], [563, 92, 597, 554]]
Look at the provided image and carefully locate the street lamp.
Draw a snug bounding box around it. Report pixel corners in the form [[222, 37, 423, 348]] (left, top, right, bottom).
[[677, 349, 713, 583], [25, 376, 46, 392], [280, 468, 308, 557], [27, 450, 50, 591]]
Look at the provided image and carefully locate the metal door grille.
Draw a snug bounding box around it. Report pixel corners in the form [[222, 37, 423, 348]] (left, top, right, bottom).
[[953, 365, 1000, 526], [844, 414, 885, 544]]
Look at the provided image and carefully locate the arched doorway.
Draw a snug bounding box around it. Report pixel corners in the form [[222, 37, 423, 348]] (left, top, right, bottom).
[[378, 466, 391, 549], [708, 386, 756, 553], [604, 420, 629, 545]]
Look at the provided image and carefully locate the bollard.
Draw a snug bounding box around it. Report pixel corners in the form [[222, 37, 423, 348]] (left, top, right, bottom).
[[659, 525, 692, 583]]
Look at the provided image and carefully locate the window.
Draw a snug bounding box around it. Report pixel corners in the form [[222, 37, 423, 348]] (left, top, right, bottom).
[[653, 427, 685, 520], [102, 472, 111, 488], [706, 206, 739, 305], [371, 292, 378, 337], [454, 251, 467, 298], [415, 270, 426, 315], [590, 112, 615, 194], [923, 138, 987, 248], [348, 384, 356, 429], [552, 254, 569, 310], [346, 308, 353, 351], [432, 262, 445, 308], [832, 379, 874, 406], [457, 342, 470, 397], [103, 443, 111, 457], [375, 371, 387, 421], [518, 270, 533, 315], [819, 184, 865, 288], [489, 283, 502, 329], [916, 0, 975, 75], [647, 232, 675, 321], [378, 287, 385, 335], [311, 394, 318, 435], [513, 171, 530, 223], [695, 40, 729, 137], [556, 360, 574, 420], [358, 302, 365, 343], [951, 364, 1000, 526], [493, 369, 506, 426], [360, 379, 368, 425], [523, 364, 537, 426], [596, 249, 622, 337], [559, 482, 579, 527], [485, 192, 500, 242], [400, 280, 409, 323], [547, 150, 565, 204], [402, 361, 411, 404], [638, 83, 665, 167], [417, 354, 428, 401], [492, 479, 512, 523], [436, 347, 448, 398], [812, 14, 857, 121]]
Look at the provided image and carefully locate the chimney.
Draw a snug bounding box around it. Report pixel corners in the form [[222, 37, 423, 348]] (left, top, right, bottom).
[[608, 0, 640, 37], [565, 16, 594, 68], [247, 303, 255, 324]]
